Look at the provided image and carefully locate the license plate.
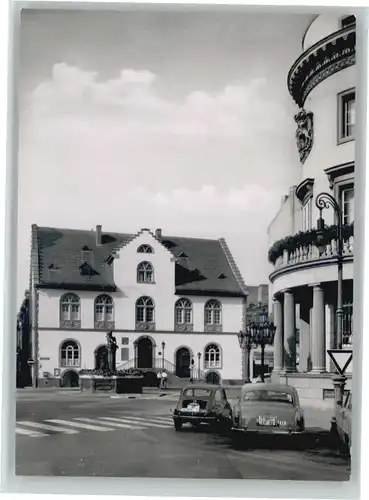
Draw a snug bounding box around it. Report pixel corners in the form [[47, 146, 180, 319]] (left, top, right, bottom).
[[182, 404, 200, 412], [257, 416, 277, 427]]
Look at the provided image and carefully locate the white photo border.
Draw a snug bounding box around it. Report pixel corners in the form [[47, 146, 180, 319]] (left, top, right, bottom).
[[1, 2, 368, 500]]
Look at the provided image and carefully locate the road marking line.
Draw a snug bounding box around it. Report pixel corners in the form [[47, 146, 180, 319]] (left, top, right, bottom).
[[123, 415, 173, 427], [123, 416, 173, 427], [145, 417, 173, 424], [45, 419, 115, 432], [15, 427, 47, 437], [75, 418, 146, 430], [17, 421, 79, 434], [106, 417, 170, 428]]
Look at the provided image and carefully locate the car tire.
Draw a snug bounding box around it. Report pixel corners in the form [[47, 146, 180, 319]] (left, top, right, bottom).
[[174, 420, 183, 431], [232, 432, 247, 450]]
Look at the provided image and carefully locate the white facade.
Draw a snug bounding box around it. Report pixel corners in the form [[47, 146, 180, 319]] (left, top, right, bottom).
[[268, 14, 355, 403], [32, 229, 247, 386]]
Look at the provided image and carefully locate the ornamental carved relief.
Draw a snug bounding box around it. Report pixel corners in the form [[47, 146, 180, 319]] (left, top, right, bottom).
[[174, 323, 194, 333], [294, 109, 314, 164], [95, 321, 115, 330], [135, 322, 156, 332], [60, 319, 81, 329], [204, 324, 223, 333]]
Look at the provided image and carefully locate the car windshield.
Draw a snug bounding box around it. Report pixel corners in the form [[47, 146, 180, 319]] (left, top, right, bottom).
[[183, 388, 212, 398], [243, 390, 294, 404]]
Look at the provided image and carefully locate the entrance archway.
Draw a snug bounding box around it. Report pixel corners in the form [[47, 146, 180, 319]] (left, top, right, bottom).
[[61, 370, 79, 388], [95, 345, 108, 370], [136, 337, 153, 368], [175, 347, 191, 378], [206, 371, 220, 385]]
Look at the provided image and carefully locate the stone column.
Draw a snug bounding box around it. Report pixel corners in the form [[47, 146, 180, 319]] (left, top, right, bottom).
[[299, 301, 311, 373], [311, 284, 326, 373], [273, 297, 283, 372], [283, 290, 297, 372]]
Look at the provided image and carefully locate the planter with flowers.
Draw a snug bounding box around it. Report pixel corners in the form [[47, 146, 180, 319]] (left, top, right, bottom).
[[79, 368, 144, 394]]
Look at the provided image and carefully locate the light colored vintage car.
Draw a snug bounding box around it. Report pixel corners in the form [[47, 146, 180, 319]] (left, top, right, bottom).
[[331, 390, 351, 454], [231, 383, 305, 446]]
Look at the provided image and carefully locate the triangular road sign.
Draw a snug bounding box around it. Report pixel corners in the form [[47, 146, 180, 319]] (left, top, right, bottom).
[[327, 349, 353, 375]]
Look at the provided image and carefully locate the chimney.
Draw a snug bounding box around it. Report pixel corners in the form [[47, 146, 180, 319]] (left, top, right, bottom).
[[155, 228, 162, 239], [96, 225, 102, 246]]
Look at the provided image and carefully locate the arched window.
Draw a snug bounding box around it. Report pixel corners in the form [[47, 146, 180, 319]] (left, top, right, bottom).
[[60, 340, 80, 367], [60, 293, 80, 322], [205, 300, 222, 325], [137, 262, 154, 283], [95, 294, 114, 322], [204, 343, 221, 369], [175, 298, 193, 324], [137, 244, 153, 254], [136, 296, 155, 323]]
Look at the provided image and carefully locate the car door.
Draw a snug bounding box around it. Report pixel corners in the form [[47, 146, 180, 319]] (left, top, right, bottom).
[[221, 389, 232, 419], [213, 389, 223, 418]]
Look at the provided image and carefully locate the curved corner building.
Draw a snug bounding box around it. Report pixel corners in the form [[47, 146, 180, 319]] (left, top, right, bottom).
[[268, 14, 355, 404]]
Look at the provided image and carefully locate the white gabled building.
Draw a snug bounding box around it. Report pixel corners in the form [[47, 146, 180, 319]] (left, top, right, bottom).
[[268, 14, 355, 404], [28, 224, 249, 387]]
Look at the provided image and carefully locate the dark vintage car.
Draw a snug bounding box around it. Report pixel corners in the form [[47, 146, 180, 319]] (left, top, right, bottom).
[[231, 383, 305, 446], [172, 384, 233, 431], [331, 390, 352, 454]]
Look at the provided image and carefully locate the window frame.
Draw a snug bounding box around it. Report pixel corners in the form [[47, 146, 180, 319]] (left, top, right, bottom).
[[59, 293, 81, 328], [94, 294, 115, 329], [175, 298, 193, 331], [204, 299, 222, 331], [60, 339, 81, 367], [204, 343, 222, 369], [340, 184, 355, 225], [137, 244, 154, 254], [337, 88, 356, 145], [137, 261, 155, 283], [135, 296, 155, 326]]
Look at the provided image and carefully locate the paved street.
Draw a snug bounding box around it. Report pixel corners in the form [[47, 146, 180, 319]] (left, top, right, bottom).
[[15, 390, 350, 480]]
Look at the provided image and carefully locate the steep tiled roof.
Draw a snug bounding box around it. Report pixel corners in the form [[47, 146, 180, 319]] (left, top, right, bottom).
[[33, 225, 247, 297]]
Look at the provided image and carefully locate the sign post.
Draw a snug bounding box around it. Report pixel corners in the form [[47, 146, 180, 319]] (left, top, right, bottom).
[[327, 349, 352, 407]]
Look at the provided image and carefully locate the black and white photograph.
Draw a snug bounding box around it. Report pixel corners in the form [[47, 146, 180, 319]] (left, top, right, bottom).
[[15, 6, 356, 482]]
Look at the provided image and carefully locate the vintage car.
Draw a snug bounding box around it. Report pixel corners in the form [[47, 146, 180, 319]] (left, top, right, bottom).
[[331, 390, 352, 454], [172, 384, 233, 432], [231, 383, 305, 446]]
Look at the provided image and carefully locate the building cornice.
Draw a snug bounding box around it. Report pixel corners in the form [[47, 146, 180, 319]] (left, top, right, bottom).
[[269, 255, 353, 283], [324, 161, 355, 188], [295, 178, 315, 203], [288, 26, 356, 108]]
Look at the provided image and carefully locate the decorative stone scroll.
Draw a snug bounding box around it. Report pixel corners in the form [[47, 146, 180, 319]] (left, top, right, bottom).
[[95, 320, 115, 330], [204, 324, 223, 333], [60, 320, 81, 329], [175, 323, 194, 333], [135, 322, 156, 332], [294, 109, 314, 164]]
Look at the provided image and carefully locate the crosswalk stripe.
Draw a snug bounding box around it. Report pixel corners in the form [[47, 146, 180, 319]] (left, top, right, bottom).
[[116, 416, 172, 428], [146, 417, 173, 424], [75, 418, 146, 430], [45, 419, 115, 432], [16, 427, 46, 437], [17, 421, 79, 434], [124, 416, 173, 426], [103, 417, 170, 428]]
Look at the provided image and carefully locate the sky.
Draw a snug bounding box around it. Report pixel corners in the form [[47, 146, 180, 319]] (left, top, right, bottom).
[[17, 8, 313, 305]]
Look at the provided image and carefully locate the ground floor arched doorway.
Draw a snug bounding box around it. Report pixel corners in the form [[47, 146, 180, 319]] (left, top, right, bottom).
[[205, 371, 220, 384], [95, 345, 109, 370], [175, 347, 191, 378], [61, 370, 79, 388], [136, 337, 153, 369]]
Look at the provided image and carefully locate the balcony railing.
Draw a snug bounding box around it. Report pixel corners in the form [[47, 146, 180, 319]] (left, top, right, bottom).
[[269, 224, 354, 274]]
